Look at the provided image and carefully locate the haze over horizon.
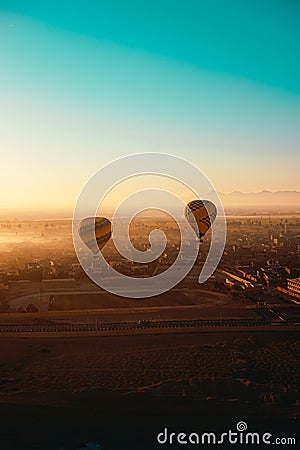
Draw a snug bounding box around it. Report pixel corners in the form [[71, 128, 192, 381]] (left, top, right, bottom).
[[0, 190, 299, 220]]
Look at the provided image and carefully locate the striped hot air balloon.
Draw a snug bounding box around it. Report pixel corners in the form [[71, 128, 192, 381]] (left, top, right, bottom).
[[78, 217, 111, 255], [185, 200, 217, 239]]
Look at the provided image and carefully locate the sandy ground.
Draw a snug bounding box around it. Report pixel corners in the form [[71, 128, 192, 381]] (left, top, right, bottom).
[[0, 331, 299, 449], [8, 287, 233, 312]]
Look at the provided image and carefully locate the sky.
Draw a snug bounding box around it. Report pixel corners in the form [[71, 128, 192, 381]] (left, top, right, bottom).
[[0, 0, 299, 213]]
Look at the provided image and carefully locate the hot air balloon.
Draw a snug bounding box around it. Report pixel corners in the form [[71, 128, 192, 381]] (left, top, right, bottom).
[[185, 200, 217, 239], [78, 217, 111, 255]]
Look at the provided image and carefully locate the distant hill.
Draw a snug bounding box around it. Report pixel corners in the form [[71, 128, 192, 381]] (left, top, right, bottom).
[[219, 190, 300, 210]]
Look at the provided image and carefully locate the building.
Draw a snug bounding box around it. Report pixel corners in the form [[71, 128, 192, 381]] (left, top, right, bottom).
[[287, 278, 300, 295]]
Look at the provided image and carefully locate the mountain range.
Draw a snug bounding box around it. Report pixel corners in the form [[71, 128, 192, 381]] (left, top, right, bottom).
[[0, 191, 300, 219], [219, 190, 300, 209]]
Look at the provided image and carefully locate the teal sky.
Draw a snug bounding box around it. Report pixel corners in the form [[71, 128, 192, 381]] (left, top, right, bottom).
[[0, 0, 299, 210]]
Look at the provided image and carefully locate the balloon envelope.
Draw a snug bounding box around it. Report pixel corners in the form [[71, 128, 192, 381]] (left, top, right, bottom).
[[79, 217, 111, 254], [185, 200, 217, 239]]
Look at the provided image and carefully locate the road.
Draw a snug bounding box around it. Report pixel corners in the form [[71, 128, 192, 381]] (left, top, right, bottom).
[[0, 318, 298, 334]]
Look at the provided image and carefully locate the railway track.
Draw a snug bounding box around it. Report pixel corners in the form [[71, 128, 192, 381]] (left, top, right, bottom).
[[0, 318, 298, 333]]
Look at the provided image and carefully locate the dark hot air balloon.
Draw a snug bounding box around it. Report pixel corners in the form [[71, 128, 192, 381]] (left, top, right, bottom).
[[185, 200, 217, 239], [79, 217, 111, 255]]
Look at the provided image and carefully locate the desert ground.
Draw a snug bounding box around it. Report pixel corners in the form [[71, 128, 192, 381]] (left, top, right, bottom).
[[0, 331, 299, 449]]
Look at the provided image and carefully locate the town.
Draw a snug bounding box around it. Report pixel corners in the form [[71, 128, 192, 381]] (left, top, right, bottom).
[[0, 214, 299, 318]]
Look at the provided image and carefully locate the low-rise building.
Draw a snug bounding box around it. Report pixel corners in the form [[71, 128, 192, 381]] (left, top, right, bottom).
[[287, 278, 300, 295]]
